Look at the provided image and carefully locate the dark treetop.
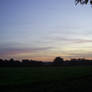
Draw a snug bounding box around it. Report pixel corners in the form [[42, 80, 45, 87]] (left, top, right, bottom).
[[75, 0, 92, 5]]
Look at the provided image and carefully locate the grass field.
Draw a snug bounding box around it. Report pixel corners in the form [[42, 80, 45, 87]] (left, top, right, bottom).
[[0, 66, 92, 92]]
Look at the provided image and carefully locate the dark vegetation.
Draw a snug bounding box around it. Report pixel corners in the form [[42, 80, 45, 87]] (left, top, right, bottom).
[[75, 0, 92, 5], [0, 57, 92, 67]]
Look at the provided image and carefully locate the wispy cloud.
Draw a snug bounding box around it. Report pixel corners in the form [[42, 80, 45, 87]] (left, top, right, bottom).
[[53, 37, 92, 44], [67, 51, 92, 59], [0, 46, 52, 56]]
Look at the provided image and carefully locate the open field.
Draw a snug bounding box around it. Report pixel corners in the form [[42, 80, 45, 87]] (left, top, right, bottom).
[[0, 66, 92, 92]]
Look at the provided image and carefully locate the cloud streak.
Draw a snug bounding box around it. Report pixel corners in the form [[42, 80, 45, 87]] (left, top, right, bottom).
[[0, 46, 52, 56], [53, 37, 92, 44]]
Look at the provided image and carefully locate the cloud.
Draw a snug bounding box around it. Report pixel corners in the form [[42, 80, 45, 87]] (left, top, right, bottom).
[[0, 46, 53, 56], [53, 37, 92, 44]]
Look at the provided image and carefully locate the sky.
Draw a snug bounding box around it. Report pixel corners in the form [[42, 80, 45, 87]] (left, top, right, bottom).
[[0, 0, 92, 61]]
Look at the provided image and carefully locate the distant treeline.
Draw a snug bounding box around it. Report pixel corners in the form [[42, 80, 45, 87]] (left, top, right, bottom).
[[0, 57, 92, 67]]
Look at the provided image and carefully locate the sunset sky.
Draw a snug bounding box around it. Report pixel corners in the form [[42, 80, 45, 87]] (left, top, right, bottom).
[[0, 0, 92, 61]]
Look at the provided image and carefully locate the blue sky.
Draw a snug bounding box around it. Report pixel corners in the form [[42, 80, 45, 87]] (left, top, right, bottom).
[[0, 0, 92, 61]]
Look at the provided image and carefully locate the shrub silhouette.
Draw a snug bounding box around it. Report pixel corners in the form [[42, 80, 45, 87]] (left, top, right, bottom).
[[53, 57, 64, 64]]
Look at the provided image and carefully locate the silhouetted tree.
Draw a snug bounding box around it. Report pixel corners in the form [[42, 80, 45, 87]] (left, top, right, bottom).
[[53, 57, 64, 64], [75, 0, 92, 5], [0, 59, 4, 65], [22, 59, 31, 64]]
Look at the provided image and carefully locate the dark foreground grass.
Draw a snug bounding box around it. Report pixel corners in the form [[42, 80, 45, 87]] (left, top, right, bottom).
[[0, 66, 92, 92]]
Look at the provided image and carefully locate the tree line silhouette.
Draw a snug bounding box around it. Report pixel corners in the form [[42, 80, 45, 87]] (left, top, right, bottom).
[[0, 57, 92, 67]]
